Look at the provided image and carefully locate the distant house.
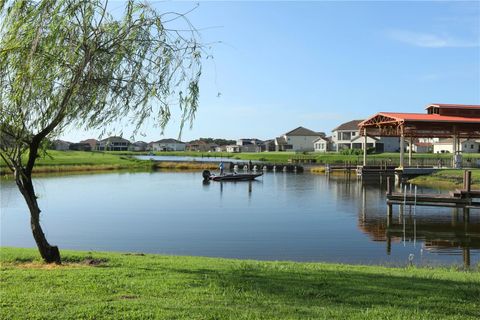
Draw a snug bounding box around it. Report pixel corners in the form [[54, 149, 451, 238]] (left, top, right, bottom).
[[226, 145, 241, 153], [52, 139, 72, 151], [80, 139, 98, 150], [407, 142, 433, 153], [151, 139, 186, 151], [332, 120, 400, 152], [186, 140, 217, 152], [262, 139, 276, 152], [433, 139, 454, 153], [130, 141, 148, 152], [236, 138, 263, 152], [97, 136, 130, 151], [313, 136, 331, 153], [461, 140, 480, 153], [434, 138, 480, 154], [215, 145, 227, 152], [275, 126, 324, 152]]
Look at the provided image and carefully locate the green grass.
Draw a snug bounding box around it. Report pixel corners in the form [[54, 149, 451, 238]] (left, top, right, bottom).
[[1, 247, 479, 319], [409, 169, 480, 189], [0, 151, 156, 175]]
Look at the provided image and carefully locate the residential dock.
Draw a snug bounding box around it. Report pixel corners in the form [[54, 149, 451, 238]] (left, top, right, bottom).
[[386, 172, 480, 209]]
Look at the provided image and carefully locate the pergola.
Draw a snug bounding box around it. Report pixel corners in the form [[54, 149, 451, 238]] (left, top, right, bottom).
[[358, 107, 480, 168]]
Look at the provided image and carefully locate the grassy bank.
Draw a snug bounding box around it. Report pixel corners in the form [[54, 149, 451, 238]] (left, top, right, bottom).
[[409, 169, 480, 189], [1, 248, 479, 320], [0, 151, 218, 175]]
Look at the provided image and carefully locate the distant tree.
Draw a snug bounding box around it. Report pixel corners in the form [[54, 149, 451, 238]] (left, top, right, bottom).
[[0, 0, 202, 263]]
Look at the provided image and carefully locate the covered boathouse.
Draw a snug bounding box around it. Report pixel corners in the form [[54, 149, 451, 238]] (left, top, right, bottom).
[[358, 104, 480, 168]]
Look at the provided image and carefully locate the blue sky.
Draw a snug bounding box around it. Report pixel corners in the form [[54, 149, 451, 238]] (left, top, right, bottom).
[[62, 1, 480, 142]]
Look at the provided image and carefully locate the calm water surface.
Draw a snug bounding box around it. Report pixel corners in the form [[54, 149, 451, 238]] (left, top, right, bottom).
[[1, 171, 478, 266]]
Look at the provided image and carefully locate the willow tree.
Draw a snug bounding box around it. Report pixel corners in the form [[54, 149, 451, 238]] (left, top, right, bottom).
[[0, 0, 201, 263]]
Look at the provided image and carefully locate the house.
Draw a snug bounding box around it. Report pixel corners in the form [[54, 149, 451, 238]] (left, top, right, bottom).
[[331, 120, 363, 151], [236, 138, 263, 152], [434, 139, 480, 154], [313, 136, 331, 153], [408, 142, 433, 153], [52, 139, 71, 151], [332, 120, 400, 152], [97, 136, 130, 151], [186, 140, 217, 152], [274, 126, 324, 152], [151, 139, 186, 151], [80, 139, 98, 150], [461, 139, 480, 153], [226, 145, 241, 153], [130, 141, 148, 152], [215, 145, 227, 152], [262, 139, 276, 152]]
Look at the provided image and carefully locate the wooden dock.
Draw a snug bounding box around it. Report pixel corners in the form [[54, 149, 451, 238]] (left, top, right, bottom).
[[386, 171, 480, 209]]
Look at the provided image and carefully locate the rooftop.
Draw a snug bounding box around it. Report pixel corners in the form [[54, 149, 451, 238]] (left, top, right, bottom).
[[284, 126, 322, 136], [333, 120, 364, 131]]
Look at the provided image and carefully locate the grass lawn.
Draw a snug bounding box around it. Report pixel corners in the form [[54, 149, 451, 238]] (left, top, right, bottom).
[[1, 247, 479, 319], [409, 169, 480, 189]]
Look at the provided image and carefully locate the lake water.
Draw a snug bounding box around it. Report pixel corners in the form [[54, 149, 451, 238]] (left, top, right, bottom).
[[1, 171, 478, 267]]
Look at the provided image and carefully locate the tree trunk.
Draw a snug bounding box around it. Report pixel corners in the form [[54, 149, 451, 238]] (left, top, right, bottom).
[[15, 169, 61, 264]]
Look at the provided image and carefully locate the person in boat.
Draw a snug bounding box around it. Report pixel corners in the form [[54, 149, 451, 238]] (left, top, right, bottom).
[[219, 161, 224, 175]]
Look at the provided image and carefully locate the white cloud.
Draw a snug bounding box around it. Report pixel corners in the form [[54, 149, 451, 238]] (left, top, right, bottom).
[[387, 30, 479, 48]]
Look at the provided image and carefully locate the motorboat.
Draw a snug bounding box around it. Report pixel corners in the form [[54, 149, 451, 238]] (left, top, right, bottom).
[[202, 170, 263, 181]]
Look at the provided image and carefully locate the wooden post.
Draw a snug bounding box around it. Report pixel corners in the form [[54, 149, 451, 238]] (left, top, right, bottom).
[[399, 128, 405, 168], [386, 177, 392, 195], [452, 133, 457, 168], [467, 171, 472, 193], [408, 136, 413, 167], [362, 186, 366, 222], [363, 128, 367, 166]]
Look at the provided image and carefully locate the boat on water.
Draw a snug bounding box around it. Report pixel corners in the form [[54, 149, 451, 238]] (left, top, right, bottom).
[[202, 170, 263, 181]]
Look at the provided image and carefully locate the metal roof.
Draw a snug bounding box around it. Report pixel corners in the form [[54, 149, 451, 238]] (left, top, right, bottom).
[[361, 112, 480, 125]]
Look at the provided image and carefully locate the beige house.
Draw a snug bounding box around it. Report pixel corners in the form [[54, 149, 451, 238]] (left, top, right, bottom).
[[332, 120, 400, 152], [275, 127, 324, 152], [226, 145, 241, 153], [313, 137, 331, 153], [186, 140, 218, 152], [97, 136, 130, 151], [151, 139, 186, 151]]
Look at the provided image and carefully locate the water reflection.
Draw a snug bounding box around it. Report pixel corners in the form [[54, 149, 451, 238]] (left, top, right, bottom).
[[356, 178, 479, 268]]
